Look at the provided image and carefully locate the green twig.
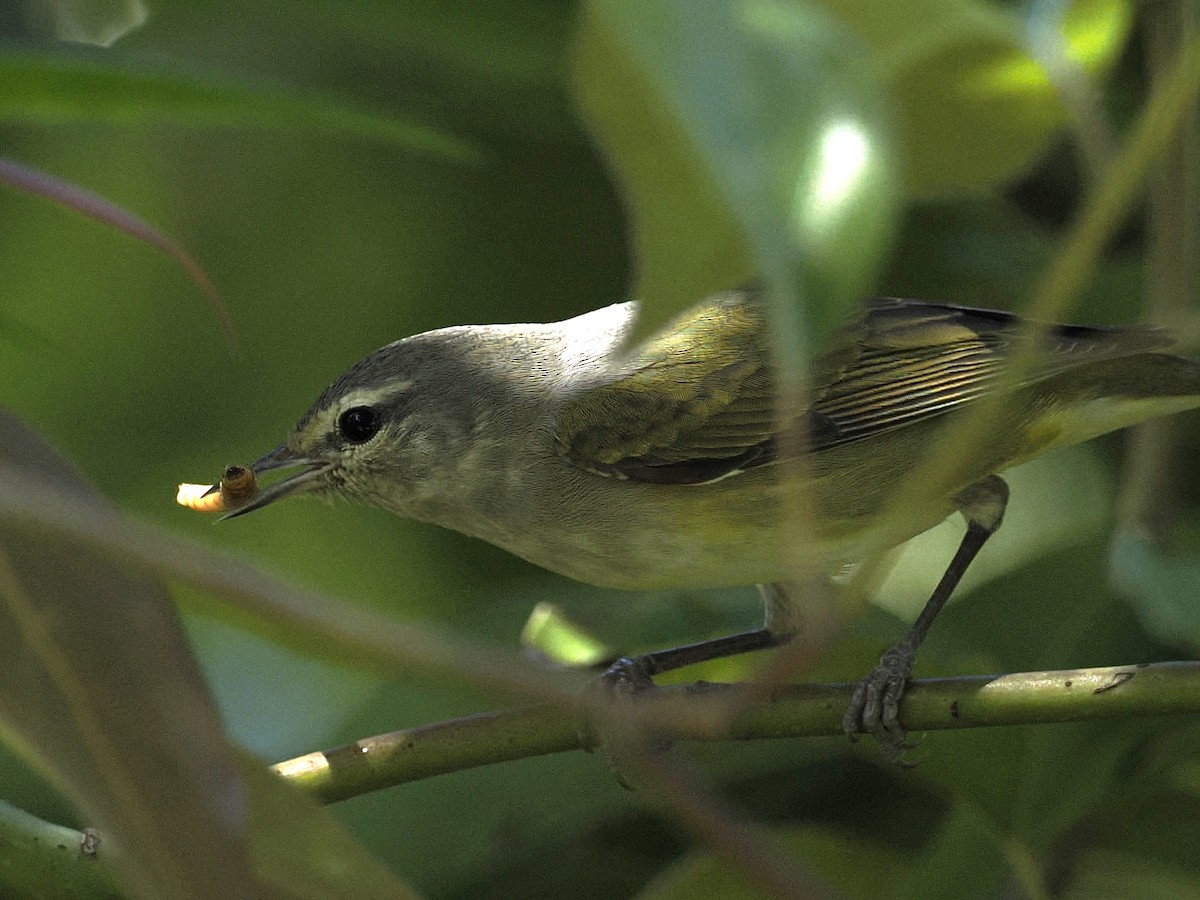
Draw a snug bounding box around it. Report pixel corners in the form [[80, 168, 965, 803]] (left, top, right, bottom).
[[0, 799, 120, 899], [273, 661, 1200, 804], [9, 660, 1200, 898]]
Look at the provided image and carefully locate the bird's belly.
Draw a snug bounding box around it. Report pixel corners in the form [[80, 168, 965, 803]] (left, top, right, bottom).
[[482, 465, 957, 591]]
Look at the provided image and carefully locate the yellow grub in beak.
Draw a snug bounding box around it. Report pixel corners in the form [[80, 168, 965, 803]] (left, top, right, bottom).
[[176, 465, 260, 513], [176, 481, 222, 512]]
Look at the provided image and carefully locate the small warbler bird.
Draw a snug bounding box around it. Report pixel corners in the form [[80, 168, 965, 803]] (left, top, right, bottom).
[[221, 289, 1200, 754]]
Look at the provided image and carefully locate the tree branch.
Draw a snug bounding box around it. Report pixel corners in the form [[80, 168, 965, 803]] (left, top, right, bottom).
[[272, 661, 1200, 804], [9, 660, 1200, 898], [0, 799, 120, 899]]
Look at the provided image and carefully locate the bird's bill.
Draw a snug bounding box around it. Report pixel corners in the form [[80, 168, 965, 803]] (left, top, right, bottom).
[[219, 445, 331, 520]]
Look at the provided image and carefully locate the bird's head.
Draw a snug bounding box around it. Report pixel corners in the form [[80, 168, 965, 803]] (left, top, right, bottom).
[[224, 330, 500, 521]]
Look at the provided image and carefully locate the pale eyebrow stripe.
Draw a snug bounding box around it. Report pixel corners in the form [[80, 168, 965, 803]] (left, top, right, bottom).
[[336, 380, 414, 412]]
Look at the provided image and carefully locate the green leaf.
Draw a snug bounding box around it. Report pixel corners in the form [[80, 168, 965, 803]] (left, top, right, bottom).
[[638, 825, 906, 899], [883, 197, 1146, 322], [520, 601, 613, 668], [0, 50, 479, 163], [572, 0, 898, 351], [1062, 778, 1200, 897], [895, 804, 1013, 900], [1109, 528, 1200, 649], [243, 760, 421, 900], [0, 797, 123, 899], [1061, 850, 1200, 900], [891, 547, 1170, 899], [823, 0, 1133, 194], [0, 409, 421, 899], [0, 408, 257, 899], [0, 156, 234, 347], [874, 447, 1110, 620], [37, 0, 150, 48]]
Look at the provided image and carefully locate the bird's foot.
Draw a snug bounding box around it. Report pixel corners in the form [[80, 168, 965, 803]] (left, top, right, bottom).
[[577, 655, 671, 789], [843, 643, 921, 766]]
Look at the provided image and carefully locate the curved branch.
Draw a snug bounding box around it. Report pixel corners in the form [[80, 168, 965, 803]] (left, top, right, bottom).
[[273, 660, 1200, 803], [9, 660, 1199, 898]]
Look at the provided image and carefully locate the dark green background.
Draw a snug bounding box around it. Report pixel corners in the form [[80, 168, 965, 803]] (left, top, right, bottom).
[[3, 1, 1200, 897]]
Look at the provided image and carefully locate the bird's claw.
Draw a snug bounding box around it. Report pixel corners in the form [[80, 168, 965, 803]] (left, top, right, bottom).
[[577, 656, 668, 789], [844, 644, 921, 765]]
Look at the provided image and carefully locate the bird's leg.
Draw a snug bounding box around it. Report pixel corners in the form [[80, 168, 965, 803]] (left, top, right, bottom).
[[599, 629, 783, 683], [592, 581, 800, 693], [844, 474, 1009, 761], [577, 584, 800, 779]]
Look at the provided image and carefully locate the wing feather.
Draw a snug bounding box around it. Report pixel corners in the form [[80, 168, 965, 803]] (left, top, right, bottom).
[[554, 292, 1172, 484]]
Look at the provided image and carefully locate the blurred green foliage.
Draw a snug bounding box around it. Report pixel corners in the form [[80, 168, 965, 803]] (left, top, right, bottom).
[[1, 0, 1199, 897]]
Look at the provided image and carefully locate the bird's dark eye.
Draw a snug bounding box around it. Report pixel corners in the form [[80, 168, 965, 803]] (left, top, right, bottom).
[[338, 406, 381, 444]]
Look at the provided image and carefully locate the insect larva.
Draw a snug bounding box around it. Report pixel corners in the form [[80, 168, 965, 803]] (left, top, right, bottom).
[[218, 465, 258, 506], [176, 481, 224, 512], [176, 465, 259, 513]]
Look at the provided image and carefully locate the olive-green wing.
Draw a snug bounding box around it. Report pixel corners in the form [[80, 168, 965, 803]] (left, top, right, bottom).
[[553, 291, 777, 484], [811, 298, 1172, 445], [555, 294, 1172, 485]]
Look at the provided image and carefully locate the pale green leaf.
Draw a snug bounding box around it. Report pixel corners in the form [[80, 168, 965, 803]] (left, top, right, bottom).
[[572, 0, 898, 352], [0, 51, 478, 164], [823, 0, 1133, 194], [0, 408, 257, 899]]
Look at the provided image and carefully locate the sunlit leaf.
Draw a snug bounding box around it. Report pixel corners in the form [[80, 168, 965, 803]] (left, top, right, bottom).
[[31, 0, 150, 47], [520, 601, 612, 668], [572, 0, 897, 351], [823, 0, 1133, 194]]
